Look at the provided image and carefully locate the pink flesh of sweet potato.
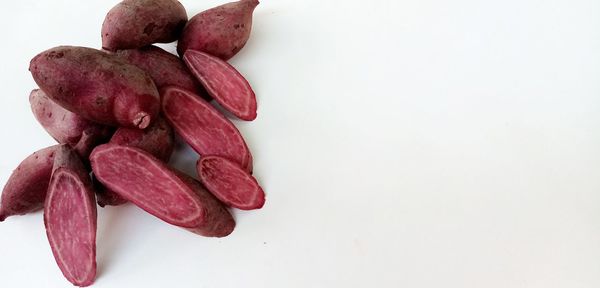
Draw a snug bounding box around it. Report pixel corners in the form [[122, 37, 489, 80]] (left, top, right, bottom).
[[44, 145, 97, 287], [102, 0, 188, 51], [184, 50, 257, 121], [96, 117, 174, 207], [161, 86, 253, 171], [29, 46, 160, 129], [197, 156, 265, 210], [177, 0, 258, 60], [29, 89, 113, 149], [0, 146, 57, 221], [90, 144, 234, 237]]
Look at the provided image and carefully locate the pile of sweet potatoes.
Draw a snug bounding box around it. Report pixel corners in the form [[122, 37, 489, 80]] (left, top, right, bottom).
[[0, 0, 265, 286]]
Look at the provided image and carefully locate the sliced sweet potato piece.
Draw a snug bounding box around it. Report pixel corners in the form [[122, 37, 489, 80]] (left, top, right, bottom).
[[197, 156, 265, 210]]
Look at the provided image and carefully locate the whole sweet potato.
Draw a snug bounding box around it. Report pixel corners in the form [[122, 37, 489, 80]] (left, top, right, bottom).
[[30, 89, 111, 145], [184, 50, 257, 120], [30, 89, 114, 156], [45, 145, 97, 287], [102, 0, 187, 51], [96, 117, 174, 207], [114, 46, 204, 95], [29, 46, 160, 129], [162, 86, 253, 171], [0, 146, 57, 221], [91, 144, 235, 237], [177, 0, 259, 60], [198, 156, 265, 210]]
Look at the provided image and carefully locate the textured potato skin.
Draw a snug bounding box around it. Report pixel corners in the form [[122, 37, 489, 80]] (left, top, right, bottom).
[[114, 46, 202, 94], [177, 0, 259, 60], [102, 0, 188, 51], [29, 46, 160, 129], [0, 146, 58, 221], [30, 89, 113, 147]]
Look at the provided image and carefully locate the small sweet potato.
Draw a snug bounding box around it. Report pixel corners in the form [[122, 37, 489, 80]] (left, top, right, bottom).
[[90, 144, 235, 237], [184, 50, 257, 120], [30, 89, 109, 145], [0, 146, 57, 221], [44, 145, 97, 287], [29, 89, 114, 157], [29, 46, 160, 129], [96, 117, 175, 207], [102, 0, 187, 51], [162, 86, 253, 171], [113, 46, 203, 95], [197, 156, 265, 210], [177, 0, 259, 60]]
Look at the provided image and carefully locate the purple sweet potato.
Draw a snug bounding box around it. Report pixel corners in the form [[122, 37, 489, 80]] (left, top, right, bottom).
[[44, 145, 97, 287], [96, 117, 174, 207], [184, 50, 257, 120], [197, 156, 265, 210], [29, 89, 114, 157], [90, 144, 235, 237], [162, 86, 253, 171], [30, 89, 109, 145], [102, 0, 188, 51], [177, 0, 259, 60], [114, 46, 203, 94], [29, 46, 160, 129], [0, 146, 57, 221]]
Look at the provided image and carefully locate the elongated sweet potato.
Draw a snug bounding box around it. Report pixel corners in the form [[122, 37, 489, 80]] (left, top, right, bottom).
[[96, 117, 174, 207], [29, 46, 160, 129], [90, 144, 235, 237], [0, 146, 57, 221], [162, 86, 253, 171], [177, 0, 259, 60], [113, 46, 203, 94], [44, 145, 97, 287], [102, 0, 188, 51], [30, 89, 110, 145], [29, 89, 114, 158], [198, 156, 265, 210], [184, 50, 257, 120]]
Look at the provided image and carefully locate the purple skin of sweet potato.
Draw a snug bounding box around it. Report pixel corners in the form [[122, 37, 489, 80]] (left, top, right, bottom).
[[90, 144, 235, 237], [0, 146, 57, 221], [29, 89, 114, 158], [177, 0, 259, 60], [102, 0, 188, 51], [45, 145, 97, 287], [96, 117, 174, 207], [184, 50, 257, 121], [30, 89, 109, 145], [197, 156, 265, 210], [113, 46, 204, 95], [29, 46, 160, 129], [162, 86, 253, 172]]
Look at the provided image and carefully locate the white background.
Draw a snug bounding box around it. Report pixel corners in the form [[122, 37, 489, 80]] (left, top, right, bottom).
[[1, 0, 600, 287]]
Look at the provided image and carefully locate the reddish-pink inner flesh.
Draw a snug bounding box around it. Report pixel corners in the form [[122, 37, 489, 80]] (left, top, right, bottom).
[[46, 171, 95, 284], [163, 89, 250, 168], [92, 147, 202, 226], [200, 157, 263, 209], [185, 52, 256, 119]]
